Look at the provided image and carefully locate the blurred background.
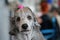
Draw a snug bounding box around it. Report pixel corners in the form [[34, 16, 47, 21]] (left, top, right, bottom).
[[0, 0, 60, 40]]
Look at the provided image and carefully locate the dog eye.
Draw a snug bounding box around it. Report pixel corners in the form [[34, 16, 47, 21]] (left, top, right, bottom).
[[16, 17, 20, 21], [27, 16, 32, 20]]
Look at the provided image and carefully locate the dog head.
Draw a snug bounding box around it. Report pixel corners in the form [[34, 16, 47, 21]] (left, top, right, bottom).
[[10, 7, 40, 35]]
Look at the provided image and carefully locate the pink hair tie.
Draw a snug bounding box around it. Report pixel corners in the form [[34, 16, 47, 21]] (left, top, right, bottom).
[[18, 5, 24, 9]]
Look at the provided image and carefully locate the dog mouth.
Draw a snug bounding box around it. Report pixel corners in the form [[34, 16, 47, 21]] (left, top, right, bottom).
[[21, 30, 31, 32]]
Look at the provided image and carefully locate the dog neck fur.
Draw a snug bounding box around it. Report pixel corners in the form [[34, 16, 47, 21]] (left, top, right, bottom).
[[15, 30, 33, 40]]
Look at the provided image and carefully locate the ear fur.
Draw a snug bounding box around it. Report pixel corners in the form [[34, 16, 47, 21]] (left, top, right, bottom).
[[9, 17, 19, 35], [5, 0, 20, 35], [9, 27, 19, 35], [25, 7, 41, 30]]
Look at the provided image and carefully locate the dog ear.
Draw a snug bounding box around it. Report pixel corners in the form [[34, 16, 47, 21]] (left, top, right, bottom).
[[9, 26, 19, 35], [9, 17, 19, 35], [5, 0, 19, 35], [24, 7, 41, 30]]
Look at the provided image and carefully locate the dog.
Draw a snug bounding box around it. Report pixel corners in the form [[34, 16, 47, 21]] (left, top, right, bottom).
[[5, 0, 46, 40]]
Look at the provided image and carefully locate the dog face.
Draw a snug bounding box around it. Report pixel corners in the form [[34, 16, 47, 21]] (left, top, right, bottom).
[[10, 7, 40, 35], [14, 7, 34, 33]]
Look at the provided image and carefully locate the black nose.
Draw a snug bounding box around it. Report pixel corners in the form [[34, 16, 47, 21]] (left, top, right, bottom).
[[22, 24, 28, 29]]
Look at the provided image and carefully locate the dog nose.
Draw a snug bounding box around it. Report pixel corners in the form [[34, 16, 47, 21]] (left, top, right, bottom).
[[22, 24, 28, 29]]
